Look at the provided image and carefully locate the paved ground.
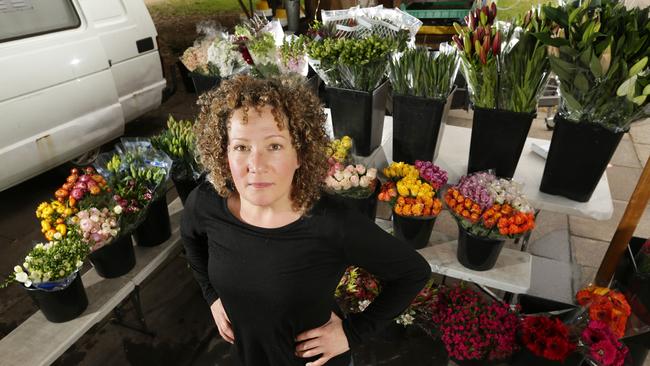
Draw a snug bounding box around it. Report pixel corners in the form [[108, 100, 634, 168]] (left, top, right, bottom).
[[1, 78, 648, 365]]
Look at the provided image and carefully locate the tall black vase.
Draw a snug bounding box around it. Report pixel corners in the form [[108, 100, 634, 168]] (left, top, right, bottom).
[[172, 175, 200, 205], [456, 223, 505, 271], [392, 94, 447, 163], [27, 273, 88, 323], [88, 235, 136, 278], [324, 182, 380, 222], [190, 73, 221, 95], [468, 107, 535, 178], [134, 197, 172, 247], [393, 214, 436, 249], [540, 115, 625, 202], [327, 81, 389, 156]]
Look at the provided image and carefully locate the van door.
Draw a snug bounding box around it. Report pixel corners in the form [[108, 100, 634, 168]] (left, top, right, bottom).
[[0, 0, 124, 191], [79, 0, 166, 122]]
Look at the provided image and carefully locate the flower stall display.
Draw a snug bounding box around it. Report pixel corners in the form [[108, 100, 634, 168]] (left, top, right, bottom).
[[36, 167, 109, 241], [95, 138, 172, 247], [306, 6, 419, 156], [432, 285, 520, 364], [2, 236, 89, 323], [580, 320, 629, 366], [458, 6, 552, 179], [379, 161, 447, 249], [536, 0, 650, 202], [388, 44, 459, 163], [576, 286, 631, 339], [444, 171, 535, 271], [151, 115, 203, 204]]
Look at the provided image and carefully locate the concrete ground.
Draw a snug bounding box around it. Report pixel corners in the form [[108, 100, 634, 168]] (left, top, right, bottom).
[[1, 78, 649, 365]]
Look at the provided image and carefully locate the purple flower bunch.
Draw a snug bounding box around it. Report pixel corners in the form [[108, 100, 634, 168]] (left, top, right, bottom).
[[432, 286, 520, 361], [581, 320, 628, 366], [415, 160, 448, 190], [456, 171, 496, 210]]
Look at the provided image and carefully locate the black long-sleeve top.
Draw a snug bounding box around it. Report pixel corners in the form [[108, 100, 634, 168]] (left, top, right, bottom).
[[180, 182, 431, 366]]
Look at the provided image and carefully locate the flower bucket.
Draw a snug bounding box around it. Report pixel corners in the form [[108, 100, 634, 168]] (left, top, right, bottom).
[[134, 196, 172, 247], [326, 80, 389, 156], [26, 272, 88, 323], [392, 94, 448, 163], [540, 115, 625, 202], [324, 182, 380, 221], [172, 174, 202, 205], [88, 235, 136, 278], [176, 61, 196, 93], [467, 107, 535, 179], [190, 72, 221, 95], [392, 213, 436, 249], [456, 223, 505, 271]]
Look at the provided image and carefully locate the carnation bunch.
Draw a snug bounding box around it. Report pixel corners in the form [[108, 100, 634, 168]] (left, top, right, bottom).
[[576, 286, 631, 338], [520, 316, 577, 362], [378, 161, 446, 217], [580, 320, 629, 366], [445, 171, 535, 239], [432, 285, 520, 361], [73, 207, 121, 252], [324, 163, 378, 199]]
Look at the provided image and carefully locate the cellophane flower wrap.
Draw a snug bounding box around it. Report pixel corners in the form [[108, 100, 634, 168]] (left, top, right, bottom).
[[181, 22, 249, 78], [452, 2, 501, 109], [378, 161, 447, 217], [2, 235, 88, 290], [36, 166, 110, 241], [520, 315, 577, 362], [536, 0, 650, 132], [94, 138, 172, 234], [444, 171, 535, 239], [432, 285, 520, 361], [576, 286, 631, 338]]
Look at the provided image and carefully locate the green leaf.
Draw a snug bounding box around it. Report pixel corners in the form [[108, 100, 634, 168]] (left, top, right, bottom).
[[643, 84, 650, 96], [543, 6, 568, 28], [629, 57, 648, 77], [633, 95, 647, 105], [549, 56, 576, 82], [574, 72, 590, 94], [569, 7, 581, 25], [532, 32, 569, 47], [563, 90, 583, 112], [617, 76, 637, 97], [559, 45, 579, 58], [590, 52, 603, 78], [579, 48, 592, 67]]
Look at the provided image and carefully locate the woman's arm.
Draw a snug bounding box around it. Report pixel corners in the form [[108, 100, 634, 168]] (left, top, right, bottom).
[[340, 210, 431, 344], [180, 188, 219, 305]]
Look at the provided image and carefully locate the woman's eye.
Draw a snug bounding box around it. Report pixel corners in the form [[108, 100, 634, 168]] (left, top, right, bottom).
[[269, 143, 283, 151], [233, 145, 249, 152]]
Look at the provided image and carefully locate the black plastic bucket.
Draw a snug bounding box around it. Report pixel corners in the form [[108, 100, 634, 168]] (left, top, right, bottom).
[[392, 94, 447, 163], [88, 235, 136, 278], [540, 115, 625, 202], [468, 107, 535, 178], [190, 73, 221, 95], [324, 182, 380, 222], [176, 61, 196, 93], [27, 273, 88, 323], [393, 214, 436, 249], [456, 223, 505, 271], [172, 175, 200, 205], [134, 197, 172, 247], [327, 81, 389, 156]]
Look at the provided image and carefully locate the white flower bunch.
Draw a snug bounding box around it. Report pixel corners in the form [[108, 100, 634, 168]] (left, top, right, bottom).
[[395, 311, 415, 326], [10, 238, 88, 288], [325, 164, 377, 192], [487, 178, 533, 213], [207, 37, 247, 78]]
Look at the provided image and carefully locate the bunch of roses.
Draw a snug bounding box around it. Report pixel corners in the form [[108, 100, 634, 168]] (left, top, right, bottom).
[[324, 163, 377, 198], [379, 161, 446, 217], [580, 320, 628, 366], [334, 266, 381, 313], [73, 207, 121, 252], [576, 286, 631, 338], [432, 285, 520, 361], [520, 316, 577, 362], [444, 171, 535, 238], [325, 136, 353, 164]]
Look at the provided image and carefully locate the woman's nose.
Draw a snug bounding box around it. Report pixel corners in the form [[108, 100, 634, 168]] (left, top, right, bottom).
[[247, 148, 268, 173]]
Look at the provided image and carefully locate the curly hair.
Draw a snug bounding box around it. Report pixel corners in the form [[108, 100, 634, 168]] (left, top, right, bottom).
[[194, 75, 329, 212]]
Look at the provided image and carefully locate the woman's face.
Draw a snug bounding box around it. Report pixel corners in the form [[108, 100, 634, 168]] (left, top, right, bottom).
[[227, 105, 299, 209]]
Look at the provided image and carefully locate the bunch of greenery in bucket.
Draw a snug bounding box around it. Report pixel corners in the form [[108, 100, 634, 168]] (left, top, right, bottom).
[[35, 167, 110, 241], [233, 17, 287, 78], [432, 284, 520, 363], [180, 24, 249, 79], [536, 0, 650, 130], [151, 115, 203, 203], [497, 7, 552, 113], [452, 2, 501, 108], [388, 43, 459, 100], [444, 171, 535, 270], [378, 161, 446, 218], [278, 35, 309, 76]]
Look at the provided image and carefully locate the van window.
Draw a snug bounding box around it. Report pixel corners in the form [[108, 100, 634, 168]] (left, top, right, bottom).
[[0, 0, 80, 43]]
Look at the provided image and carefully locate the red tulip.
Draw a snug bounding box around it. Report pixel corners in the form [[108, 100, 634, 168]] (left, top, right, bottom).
[[452, 35, 464, 50], [492, 31, 501, 56], [489, 2, 497, 22]]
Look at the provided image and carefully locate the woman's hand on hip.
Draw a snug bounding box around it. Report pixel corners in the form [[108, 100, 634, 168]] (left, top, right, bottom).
[[295, 312, 350, 366], [210, 299, 235, 344]]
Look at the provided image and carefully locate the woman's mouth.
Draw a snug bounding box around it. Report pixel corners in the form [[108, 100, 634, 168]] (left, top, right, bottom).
[[249, 182, 273, 189]]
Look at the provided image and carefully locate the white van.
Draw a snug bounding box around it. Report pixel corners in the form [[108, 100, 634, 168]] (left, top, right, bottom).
[[0, 0, 167, 191]]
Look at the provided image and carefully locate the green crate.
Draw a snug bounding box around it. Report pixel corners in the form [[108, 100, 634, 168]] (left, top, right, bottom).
[[401, 6, 468, 19]]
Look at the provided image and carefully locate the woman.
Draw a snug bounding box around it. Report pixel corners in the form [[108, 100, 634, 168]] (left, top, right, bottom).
[[181, 75, 430, 366]]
